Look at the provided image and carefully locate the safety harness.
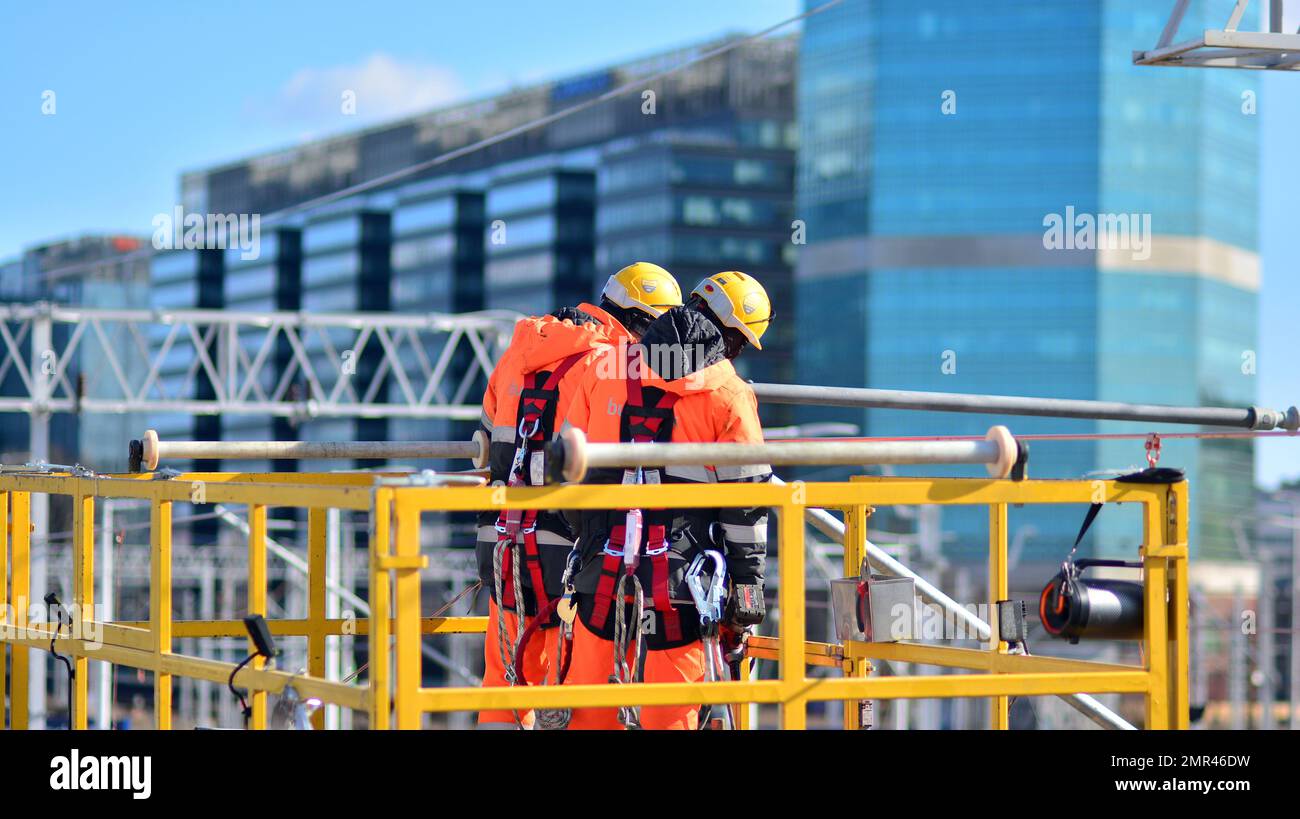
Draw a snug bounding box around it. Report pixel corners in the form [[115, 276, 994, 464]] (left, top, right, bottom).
[[589, 364, 683, 644], [490, 351, 585, 727], [493, 352, 584, 612]]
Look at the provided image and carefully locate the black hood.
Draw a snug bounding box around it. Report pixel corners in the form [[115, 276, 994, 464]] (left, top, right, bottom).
[[549, 306, 599, 325], [637, 305, 729, 381]]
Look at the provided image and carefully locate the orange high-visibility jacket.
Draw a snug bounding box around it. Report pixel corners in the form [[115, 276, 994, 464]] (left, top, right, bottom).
[[562, 305, 771, 648], [475, 307, 632, 614]]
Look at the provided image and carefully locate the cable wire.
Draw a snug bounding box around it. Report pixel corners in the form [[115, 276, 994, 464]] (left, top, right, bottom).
[[32, 0, 844, 284]]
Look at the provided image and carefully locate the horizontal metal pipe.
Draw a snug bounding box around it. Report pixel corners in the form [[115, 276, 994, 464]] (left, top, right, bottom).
[[779, 477, 1135, 730], [133, 429, 489, 471], [750, 382, 1298, 431], [558, 426, 1019, 482], [153, 440, 479, 460], [585, 439, 996, 467]]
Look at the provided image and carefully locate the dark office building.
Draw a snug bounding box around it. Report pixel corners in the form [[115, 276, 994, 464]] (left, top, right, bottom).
[[484, 162, 597, 314], [0, 235, 150, 470], [596, 132, 796, 389], [171, 35, 799, 415]]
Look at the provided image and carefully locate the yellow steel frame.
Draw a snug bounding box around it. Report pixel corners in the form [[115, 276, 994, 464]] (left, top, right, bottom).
[[0, 471, 1189, 730]]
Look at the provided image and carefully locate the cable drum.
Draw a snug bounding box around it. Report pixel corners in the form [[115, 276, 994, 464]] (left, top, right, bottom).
[[1039, 559, 1145, 643]]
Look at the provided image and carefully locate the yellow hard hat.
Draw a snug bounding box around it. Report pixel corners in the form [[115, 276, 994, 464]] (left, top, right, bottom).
[[690, 271, 772, 350], [601, 262, 683, 318]]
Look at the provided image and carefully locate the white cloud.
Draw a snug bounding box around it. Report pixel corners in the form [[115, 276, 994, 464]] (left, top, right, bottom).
[[259, 53, 465, 125]]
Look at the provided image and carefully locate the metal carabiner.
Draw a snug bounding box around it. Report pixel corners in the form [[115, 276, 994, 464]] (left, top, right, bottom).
[[686, 549, 726, 627], [560, 547, 582, 588]]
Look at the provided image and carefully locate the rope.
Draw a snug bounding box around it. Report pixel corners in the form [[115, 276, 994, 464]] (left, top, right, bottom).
[[533, 618, 574, 733], [611, 573, 646, 730], [491, 538, 528, 728]]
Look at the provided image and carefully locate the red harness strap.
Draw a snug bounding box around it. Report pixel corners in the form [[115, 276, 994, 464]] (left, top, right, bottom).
[[589, 363, 681, 640], [496, 352, 585, 612]]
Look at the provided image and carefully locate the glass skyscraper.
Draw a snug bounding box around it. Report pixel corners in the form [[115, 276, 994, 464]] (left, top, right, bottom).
[[796, 0, 1258, 567]]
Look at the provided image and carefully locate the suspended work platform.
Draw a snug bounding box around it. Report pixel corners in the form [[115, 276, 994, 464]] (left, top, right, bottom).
[[0, 464, 1190, 730]]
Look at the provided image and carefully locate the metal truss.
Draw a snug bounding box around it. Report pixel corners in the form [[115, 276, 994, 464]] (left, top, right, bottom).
[[0, 303, 520, 421], [1135, 0, 1300, 70]]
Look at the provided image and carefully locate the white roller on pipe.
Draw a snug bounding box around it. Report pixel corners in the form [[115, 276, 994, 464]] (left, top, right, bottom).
[[555, 425, 1020, 483], [134, 429, 490, 471]]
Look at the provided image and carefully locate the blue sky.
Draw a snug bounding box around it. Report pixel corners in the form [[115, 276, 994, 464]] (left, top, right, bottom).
[[1, 0, 1296, 486]]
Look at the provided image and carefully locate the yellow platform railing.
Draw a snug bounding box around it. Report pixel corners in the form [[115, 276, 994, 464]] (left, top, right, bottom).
[[0, 471, 1189, 730]]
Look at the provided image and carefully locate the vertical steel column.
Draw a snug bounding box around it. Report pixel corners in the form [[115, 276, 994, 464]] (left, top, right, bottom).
[[71, 489, 94, 729], [393, 497, 422, 729], [0, 491, 7, 728], [1259, 553, 1276, 730], [369, 490, 393, 730], [219, 571, 236, 727], [150, 499, 172, 729], [326, 507, 342, 730], [778, 498, 807, 730], [308, 507, 327, 729], [247, 504, 268, 729], [842, 504, 870, 729], [988, 503, 1009, 730], [11, 492, 31, 729], [1143, 497, 1170, 730], [198, 562, 215, 728], [1291, 504, 1300, 730], [1167, 483, 1190, 730], [1230, 588, 1247, 730], [29, 308, 51, 728], [97, 499, 115, 730]]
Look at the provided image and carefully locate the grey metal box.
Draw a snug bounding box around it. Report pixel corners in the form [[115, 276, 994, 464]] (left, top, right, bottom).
[[830, 575, 917, 643]]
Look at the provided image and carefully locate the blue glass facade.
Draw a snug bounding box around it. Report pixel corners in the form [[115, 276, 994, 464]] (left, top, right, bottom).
[[597, 135, 797, 390], [797, 0, 1259, 564]]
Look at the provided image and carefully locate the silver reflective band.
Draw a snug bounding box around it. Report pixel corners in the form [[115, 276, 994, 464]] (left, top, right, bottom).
[[476, 524, 574, 547], [491, 424, 518, 443], [715, 463, 772, 481], [664, 465, 714, 483], [721, 522, 766, 544]]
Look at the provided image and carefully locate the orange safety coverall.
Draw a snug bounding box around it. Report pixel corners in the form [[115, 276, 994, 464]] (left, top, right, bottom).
[[559, 305, 772, 730], [476, 307, 631, 726]]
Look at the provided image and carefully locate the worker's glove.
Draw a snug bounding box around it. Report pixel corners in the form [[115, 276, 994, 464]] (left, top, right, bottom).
[[725, 582, 765, 628]]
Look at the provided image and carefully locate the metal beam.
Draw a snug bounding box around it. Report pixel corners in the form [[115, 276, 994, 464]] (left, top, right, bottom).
[[559, 426, 1019, 481], [135, 432, 485, 471], [1159, 0, 1193, 47], [0, 304, 519, 422], [750, 382, 1297, 430]]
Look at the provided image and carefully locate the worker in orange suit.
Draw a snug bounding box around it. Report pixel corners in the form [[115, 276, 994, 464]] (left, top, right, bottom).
[[558, 271, 774, 730], [475, 263, 682, 729]]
